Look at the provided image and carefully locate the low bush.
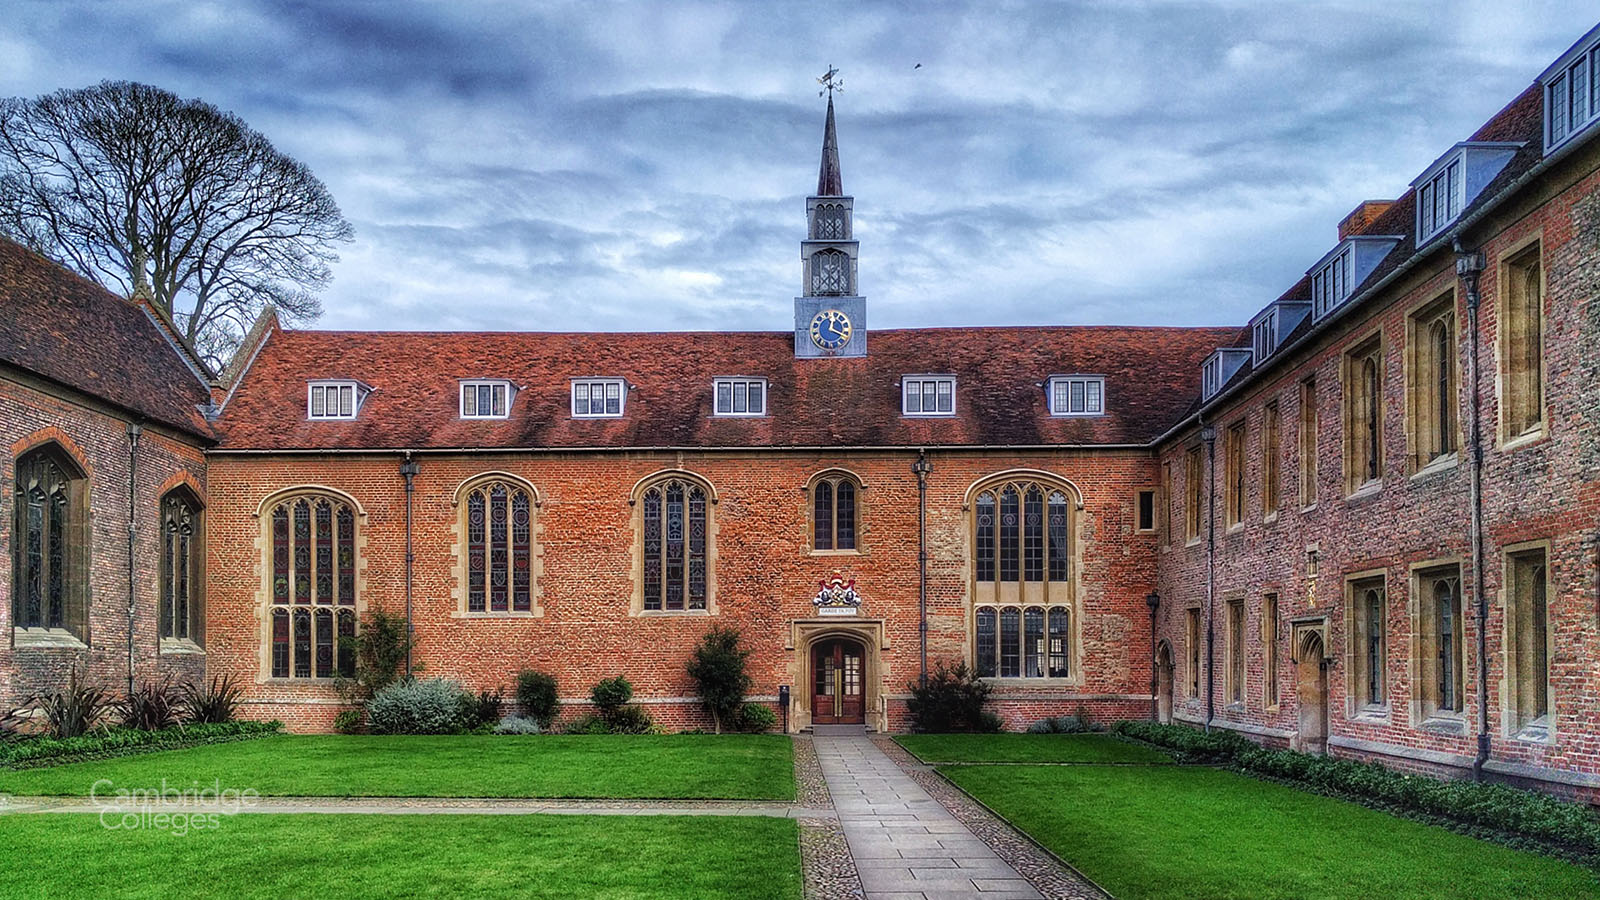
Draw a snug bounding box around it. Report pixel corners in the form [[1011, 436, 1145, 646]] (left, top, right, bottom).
[[1113, 720, 1600, 859], [687, 627, 752, 734], [332, 709, 363, 734], [906, 662, 994, 733], [515, 670, 560, 728], [736, 703, 778, 733], [606, 704, 656, 735], [459, 689, 503, 732], [563, 713, 610, 735], [366, 678, 471, 735], [1, 720, 281, 768], [1027, 714, 1094, 734], [494, 715, 541, 735], [120, 679, 186, 731], [182, 674, 243, 724], [590, 676, 634, 714]]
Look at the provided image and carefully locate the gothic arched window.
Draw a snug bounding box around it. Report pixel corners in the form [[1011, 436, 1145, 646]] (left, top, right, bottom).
[[266, 492, 358, 679], [811, 249, 850, 296], [639, 475, 712, 612], [811, 472, 860, 552], [813, 204, 847, 240], [160, 489, 203, 644], [11, 445, 88, 639], [972, 476, 1074, 679], [461, 477, 536, 613]]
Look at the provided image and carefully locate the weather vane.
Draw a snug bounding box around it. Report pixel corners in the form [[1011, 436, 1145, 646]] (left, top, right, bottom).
[[818, 65, 843, 98]]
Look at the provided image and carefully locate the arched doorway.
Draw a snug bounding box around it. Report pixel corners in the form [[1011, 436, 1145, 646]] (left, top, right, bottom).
[[1296, 632, 1329, 755], [1155, 641, 1174, 724], [812, 637, 866, 725]]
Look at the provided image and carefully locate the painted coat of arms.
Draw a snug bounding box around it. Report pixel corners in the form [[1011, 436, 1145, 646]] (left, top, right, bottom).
[[812, 573, 862, 616]]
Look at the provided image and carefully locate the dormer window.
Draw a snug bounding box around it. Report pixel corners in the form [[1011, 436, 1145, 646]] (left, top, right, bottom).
[[714, 377, 766, 416], [1201, 349, 1252, 401], [903, 375, 955, 416], [572, 378, 625, 418], [1413, 143, 1521, 244], [1249, 301, 1311, 363], [1048, 376, 1104, 416], [1253, 309, 1279, 360], [1542, 25, 1599, 151], [307, 381, 365, 420], [1309, 236, 1402, 322], [460, 380, 512, 419]]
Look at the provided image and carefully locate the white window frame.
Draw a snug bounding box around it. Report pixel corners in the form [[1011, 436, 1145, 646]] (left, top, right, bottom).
[[1252, 310, 1278, 360], [1201, 357, 1222, 400], [459, 380, 513, 419], [1415, 152, 1464, 244], [1311, 245, 1353, 320], [713, 377, 767, 417], [902, 375, 956, 417], [1544, 35, 1599, 152], [307, 381, 362, 420], [1047, 375, 1105, 417], [571, 378, 626, 418]]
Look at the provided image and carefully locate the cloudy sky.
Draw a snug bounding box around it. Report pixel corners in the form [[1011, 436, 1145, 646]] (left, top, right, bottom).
[[5, 1, 1596, 333]]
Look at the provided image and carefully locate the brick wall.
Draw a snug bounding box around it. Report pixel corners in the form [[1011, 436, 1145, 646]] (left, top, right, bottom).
[[206, 449, 1161, 732], [1153, 144, 1600, 797], [0, 370, 209, 709]]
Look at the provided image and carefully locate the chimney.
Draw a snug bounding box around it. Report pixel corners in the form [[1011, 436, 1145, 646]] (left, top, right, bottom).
[[1338, 200, 1394, 240]]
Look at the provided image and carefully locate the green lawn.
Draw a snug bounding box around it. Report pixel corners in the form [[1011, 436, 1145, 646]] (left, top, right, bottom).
[[0, 814, 801, 899], [896, 733, 1172, 765], [0, 734, 794, 800], [943, 764, 1600, 900]]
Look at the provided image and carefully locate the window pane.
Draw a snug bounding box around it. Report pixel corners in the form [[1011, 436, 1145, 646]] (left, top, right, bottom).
[[315, 608, 333, 678], [999, 488, 1020, 581], [1047, 607, 1070, 677], [936, 380, 953, 412], [336, 610, 356, 678], [490, 485, 508, 612], [835, 480, 856, 551], [975, 493, 995, 582], [813, 480, 833, 550], [467, 491, 486, 612], [1086, 380, 1102, 413], [1070, 381, 1085, 412], [271, 609, 289, 678], [293, 609, 311, 678], [1024, 607, 1044, 677], [905, 381, 921, 413], [1047, 492, 1069, 581], [336, 507, 355, 604], [1023, 487, 1044, 581], [1052, 380, 1068, 413], [688, 487, 707, 609], [976, 607, 996, 677], [643, 489, 662, 610], [733, 382, 747, 413], [665, 483, 684, 610], [512, 491, 531, 612], [922, 380, 936, 412], [464, 385, 478, 416], [717, 381, 733, 414], [606, 382, 621, 414], [573, 383, 589, 415], [748, 381, 764, 414], [1000, 607, 1020, 677], [311, 386, 326, 417]]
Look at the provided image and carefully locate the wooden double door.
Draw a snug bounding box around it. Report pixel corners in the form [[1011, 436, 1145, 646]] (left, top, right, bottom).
[[812, 638, 865, 725]]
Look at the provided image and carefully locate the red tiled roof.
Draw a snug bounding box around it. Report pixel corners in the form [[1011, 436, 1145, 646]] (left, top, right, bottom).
[[214, 325, 1239, 450], [0, 238, 214, 439]]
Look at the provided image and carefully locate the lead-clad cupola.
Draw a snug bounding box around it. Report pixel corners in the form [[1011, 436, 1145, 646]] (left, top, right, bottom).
[[795, 68, 866, 358]]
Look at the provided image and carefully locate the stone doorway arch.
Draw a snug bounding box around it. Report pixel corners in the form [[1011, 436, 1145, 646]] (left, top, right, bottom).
[[1155, 640, 1175, 724], [1296, 630, 1329, 755], [787, 619, 887, 732]]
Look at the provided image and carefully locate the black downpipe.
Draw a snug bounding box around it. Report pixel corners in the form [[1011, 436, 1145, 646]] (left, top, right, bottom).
[[914, 450, 931, 687], [1457, 246, 1490, 780], [1203, 423, 1217, 733], [400, 454, 419, 676], [125, 421, 142, 697]]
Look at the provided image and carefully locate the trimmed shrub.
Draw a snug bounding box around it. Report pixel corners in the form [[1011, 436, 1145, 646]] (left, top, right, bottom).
[[494, 716, 541, 735], [606, 704, 656, 735], [366, 678, 470, 735], [905, 662, 992, 733], [183, 674, 243, 724], [1113, 720, 1250, 762], [1, 721, 281, 768], [515, 670, 560, 728], [687, 627, 752, 734], [332, 709, 363, 734], [736, 703, 778, 733], [120, 678, 186, 731], [459, 689, 503, 731], [590, 676, 634, 714]]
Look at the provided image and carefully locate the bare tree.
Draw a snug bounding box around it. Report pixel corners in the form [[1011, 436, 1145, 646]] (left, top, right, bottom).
[[0, 81, 352, 370]]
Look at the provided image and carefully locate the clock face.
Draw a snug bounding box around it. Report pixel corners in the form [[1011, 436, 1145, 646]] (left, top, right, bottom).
[[809, 308, 853, 351]]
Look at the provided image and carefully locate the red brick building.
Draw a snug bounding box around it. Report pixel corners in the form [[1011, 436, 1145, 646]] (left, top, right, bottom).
[[5, 21, 1600, 802]]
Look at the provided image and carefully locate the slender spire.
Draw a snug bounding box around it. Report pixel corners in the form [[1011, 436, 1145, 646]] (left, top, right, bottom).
[[817, 95, 843, 196]]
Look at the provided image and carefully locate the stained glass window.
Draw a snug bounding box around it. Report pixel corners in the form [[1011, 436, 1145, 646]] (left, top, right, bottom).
[[13, 448, 83, 635], [462, 480, 535, 614], [266, 493, 358, 678], [641, 478, 711, 611]]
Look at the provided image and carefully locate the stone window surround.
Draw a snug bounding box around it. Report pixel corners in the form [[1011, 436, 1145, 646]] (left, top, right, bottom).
[[11, 439, 91, 649], [1407, 558, 1466, 731], [1502, 539, 1555, 744], [802, 467, 867, 555], [448, 472, 545, 618], [627, 469, 719, 616], [252, 485, 368, 684], [1496, 231, 1548, 450], [1404, 289, 1462, 476], [1344, 569, 1390, 721]]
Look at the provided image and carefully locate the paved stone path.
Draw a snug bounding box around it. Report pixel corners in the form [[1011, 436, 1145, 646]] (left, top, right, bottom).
[[815, 734, 1042, 900]]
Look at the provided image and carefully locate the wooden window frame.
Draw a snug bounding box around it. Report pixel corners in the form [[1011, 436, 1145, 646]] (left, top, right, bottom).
[[1047, 375, 1106, 417], [1406, 293, 1459, 473], [1299, 376, 1319, 508], [1224, 420, 1247, 530], [571, 378, 626, 418], [902, 375, 957, 417], [713, 377, 767, 417], [1262, 401, 1280, 519], [1184, 446, 1203, 544], [1225, 596, 1246, 707], [307, 381, 362, 420], [459, 380, 513, 419]]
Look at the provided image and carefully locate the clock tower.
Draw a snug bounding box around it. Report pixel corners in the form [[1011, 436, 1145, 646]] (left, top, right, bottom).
[[795, 83, 867, 358]]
